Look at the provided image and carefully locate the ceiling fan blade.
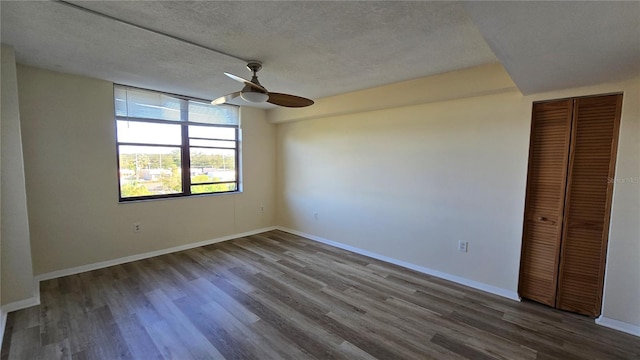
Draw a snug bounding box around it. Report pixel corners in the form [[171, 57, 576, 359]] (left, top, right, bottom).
[[224, 72, 267, 92], [211, 91, 241, 105], [267, 92, 314, 108]]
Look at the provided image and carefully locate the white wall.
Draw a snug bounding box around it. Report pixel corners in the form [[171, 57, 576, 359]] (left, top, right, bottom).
[[1, 46, 35, 306], [16, 65, 276, 276], [275, 66, 639, 329]]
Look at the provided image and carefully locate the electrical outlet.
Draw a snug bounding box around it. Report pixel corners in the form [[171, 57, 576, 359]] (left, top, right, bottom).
[[313, 212, 319, 220], [458, 241, 468, 253], [133, 222, 142, 233], [260, 205, 265, 213]]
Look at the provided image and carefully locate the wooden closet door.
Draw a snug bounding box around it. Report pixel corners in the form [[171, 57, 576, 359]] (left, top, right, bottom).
[[519, 99, 574, 306], [556, 94, 622, 316]]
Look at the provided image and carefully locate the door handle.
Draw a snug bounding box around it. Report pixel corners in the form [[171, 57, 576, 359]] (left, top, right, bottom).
[[536, 216, 556, 225]]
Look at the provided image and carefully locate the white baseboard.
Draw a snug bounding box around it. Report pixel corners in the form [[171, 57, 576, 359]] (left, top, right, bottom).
[[277, 227, 521, 301], [1, 296, 40, 313], [3, 225, 638, 341], [2, 226, 277, 316], [36, 226, 277, 282], [596, 316, 640, 336], [1, 308, 6, 350], [0, 295, 39, 349]]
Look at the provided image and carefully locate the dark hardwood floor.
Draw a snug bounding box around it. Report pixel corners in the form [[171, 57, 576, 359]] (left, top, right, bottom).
[[2, 230, 638, 359]]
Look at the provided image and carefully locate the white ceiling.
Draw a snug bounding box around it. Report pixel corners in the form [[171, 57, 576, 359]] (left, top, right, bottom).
[[463, 1, 640, 94], [1, 1, 638, 108]]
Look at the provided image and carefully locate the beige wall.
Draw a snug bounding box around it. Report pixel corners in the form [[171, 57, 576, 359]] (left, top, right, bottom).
[[276, 90, 531, 294], [8, 61, 639, 330], [1, 47, 35, 305], [16, 65, 276, 276], [275, 67, 639, 327], [268, 63, 517, 123]]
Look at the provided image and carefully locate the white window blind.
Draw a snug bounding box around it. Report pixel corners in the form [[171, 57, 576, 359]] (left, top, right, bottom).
[[114, 85, 238, 125]]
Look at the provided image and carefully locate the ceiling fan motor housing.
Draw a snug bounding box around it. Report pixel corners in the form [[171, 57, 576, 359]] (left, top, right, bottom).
[[240, 61, 269, 102], [246, 61, 263, 74]]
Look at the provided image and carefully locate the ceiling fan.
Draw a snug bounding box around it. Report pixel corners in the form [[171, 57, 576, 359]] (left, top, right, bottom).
[[211, 61, 314, 108]]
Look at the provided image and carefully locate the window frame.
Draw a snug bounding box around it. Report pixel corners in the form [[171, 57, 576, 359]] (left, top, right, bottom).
[[114, 85, 240, 202]]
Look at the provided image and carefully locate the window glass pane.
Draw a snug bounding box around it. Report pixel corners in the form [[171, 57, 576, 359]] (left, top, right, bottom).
[[189, 101, 238, 125], [190, 148, 236, 184], [116, 87, 183, 121], [189, 139, 236, 148], [115, 85, 240, 201], [119, 145, 182, 198], [188, 125, 236, 140], [191, 183, 237, 194], [117, 121, 182, 145]]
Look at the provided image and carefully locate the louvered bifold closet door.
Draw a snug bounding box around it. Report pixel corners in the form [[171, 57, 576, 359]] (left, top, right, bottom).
[[518, 100, 573, 307], [556, 94, 622, 317]]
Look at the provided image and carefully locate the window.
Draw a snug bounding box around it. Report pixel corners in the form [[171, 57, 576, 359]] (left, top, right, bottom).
[[115, 85, 240, 201]]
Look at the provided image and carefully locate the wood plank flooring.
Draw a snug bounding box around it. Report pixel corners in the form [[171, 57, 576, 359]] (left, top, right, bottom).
[[2, 230, 639, 359]]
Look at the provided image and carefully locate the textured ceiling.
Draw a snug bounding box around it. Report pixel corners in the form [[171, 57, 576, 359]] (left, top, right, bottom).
[[463, 1, 640, 94], [1, 1, 638, 107], [1, 1, 496, 107]]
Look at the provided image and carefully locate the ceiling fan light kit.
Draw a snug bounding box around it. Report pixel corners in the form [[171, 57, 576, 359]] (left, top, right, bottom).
[[240, 91, 269, 103], [212, 60, 314, 108]]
